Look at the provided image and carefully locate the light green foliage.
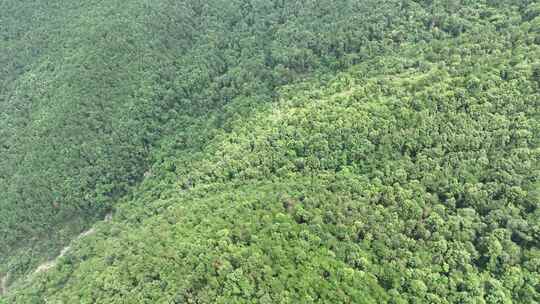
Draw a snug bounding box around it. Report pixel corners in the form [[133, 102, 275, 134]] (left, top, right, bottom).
[[1, 0, 539, 303]]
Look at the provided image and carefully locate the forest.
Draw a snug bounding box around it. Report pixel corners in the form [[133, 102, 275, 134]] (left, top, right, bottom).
[[0, 0, 539, 303]]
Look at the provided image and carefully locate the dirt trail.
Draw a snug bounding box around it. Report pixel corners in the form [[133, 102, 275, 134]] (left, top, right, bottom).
[[0, 213, 112, 295], [0, 272, 9, 295], [33, 213, 111, 275]]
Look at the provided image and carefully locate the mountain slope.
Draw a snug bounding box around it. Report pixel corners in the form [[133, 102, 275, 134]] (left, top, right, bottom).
[[1, 0, 424, 283], [1, 0, 539, 303], [9, 37, 540, 303]]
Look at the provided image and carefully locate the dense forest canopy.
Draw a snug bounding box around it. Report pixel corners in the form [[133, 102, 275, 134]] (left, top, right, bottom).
[[1, 0, 539, 303]]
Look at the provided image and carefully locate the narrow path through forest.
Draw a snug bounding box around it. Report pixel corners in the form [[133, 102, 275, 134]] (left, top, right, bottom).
[[0, 273, 9, 295], [0, 213, 113, 296], [33, 229, 95, 274], [34, 214, 110, 275]]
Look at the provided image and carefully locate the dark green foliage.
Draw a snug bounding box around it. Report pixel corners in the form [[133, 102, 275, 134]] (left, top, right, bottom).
[[1, 0, 539, 303], [0, 0, 441, 279]]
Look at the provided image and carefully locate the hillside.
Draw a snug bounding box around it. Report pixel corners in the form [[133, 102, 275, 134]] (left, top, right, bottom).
[[1, 0, 539, 303]]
